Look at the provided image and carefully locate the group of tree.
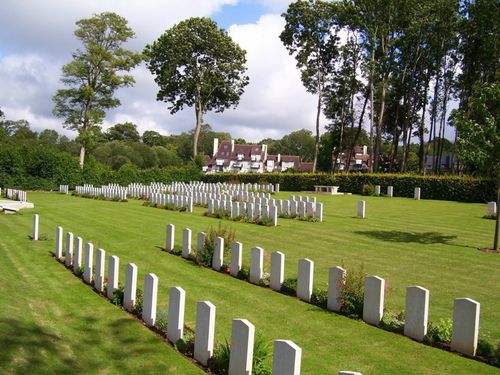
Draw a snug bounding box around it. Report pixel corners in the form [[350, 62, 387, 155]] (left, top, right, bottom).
[[281, 0, 498, 175], [52, 13, 248, 169]]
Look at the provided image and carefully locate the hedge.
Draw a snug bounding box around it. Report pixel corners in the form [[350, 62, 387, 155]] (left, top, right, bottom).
[[201, 173, 497, 203]]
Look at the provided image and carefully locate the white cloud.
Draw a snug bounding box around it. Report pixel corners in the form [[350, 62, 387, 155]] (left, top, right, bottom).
[[0, 0, 325, 143]]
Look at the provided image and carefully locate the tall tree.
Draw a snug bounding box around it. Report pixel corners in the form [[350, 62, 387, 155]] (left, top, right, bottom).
[[281, 0, 339, 172], [106, 122, 140, 142], [452, 78, 500, 250], [144, 17, 249, 158], [52, 12, 142, 168]]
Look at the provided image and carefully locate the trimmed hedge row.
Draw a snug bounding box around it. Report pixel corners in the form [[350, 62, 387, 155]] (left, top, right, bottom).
[[201, 173, 496, 203], [0, 163, 202, 191]]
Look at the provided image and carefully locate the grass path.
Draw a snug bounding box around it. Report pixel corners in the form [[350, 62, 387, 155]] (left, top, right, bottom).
[[0, 192, 498, 374]]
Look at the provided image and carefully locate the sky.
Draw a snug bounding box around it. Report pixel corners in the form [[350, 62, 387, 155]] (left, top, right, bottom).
[[0, 0, 329, 143]]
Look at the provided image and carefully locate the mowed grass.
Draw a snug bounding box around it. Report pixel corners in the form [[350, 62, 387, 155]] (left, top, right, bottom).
[[1, 191, 499, 374]]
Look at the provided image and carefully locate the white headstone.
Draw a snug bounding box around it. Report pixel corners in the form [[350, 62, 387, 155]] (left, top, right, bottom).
[[194, 301, 216, 366], [32, 214, 39, 241], [387, 186, 393, 197], [375, 185, 381, 196], [230, 242, 243, 277], [124, 263, 138, 312], [328, 266, 346, 312], [272, 340, 302, 375], [213, 236, 224, 271], [167, 286, 186, 343], [316, 202, 324, 222], [166, 224, 175, 252], [487, 201, 497, 216], [404, 286, 429, 341], [363, 276, 385, 326], [182, 228, 192, 258], [73, 236, 83, 273], [357, 201, 366, 219], [64, 232, 74, 267], [142, 273, 158, 327], [95, 248, 105, 292], [55, 226, 63, 259], [249, 247, 264, 284], [197, 232, 206, 253], [414, 187, 421, 200], [229, 319, 255, 375], [83, 243, 94, 284], [270, 251, 285, 291], [297, 258, 314, 302], [107, 255, 119, 300], [451, 298, 480, 356]]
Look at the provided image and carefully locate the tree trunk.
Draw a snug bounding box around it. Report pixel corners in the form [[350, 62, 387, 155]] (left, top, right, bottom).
[[312, 82, 322, 173], [79, 144, 85, 169], [418, 76, 430, 174], [494, 184, 500, 250], [193, 102, 203, 158], [346, 95, 368, 171], [373, 78, 386, 172]]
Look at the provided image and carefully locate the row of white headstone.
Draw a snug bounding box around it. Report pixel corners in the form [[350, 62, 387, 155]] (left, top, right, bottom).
[[149, 193, 194, 212], [164, 223, 481, 357], [373, 185, 423, 200], [127, 181, 279, 200], [2, 188, 27, 202], [51, 224, 329, 375], [74, 184, 127, 200], [59, 185, 69, 194]]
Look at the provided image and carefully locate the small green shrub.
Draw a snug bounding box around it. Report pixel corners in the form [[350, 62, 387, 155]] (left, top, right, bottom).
[[252, 335, 272, 375], [208, 339, 231, 375], [133, 288, 144, 314], [311, 286, 328, 309], [255, 216, 273, 226], [258, 273, 271, 288], [175, 329, 195, 356], [477, 339, 496, 360], [280, 278, 298, 296], [170, 247, 182, 256], [380, 310, 405, 333], [236, 266, 250, 281], [74, 266, 84, 277], [155, 307, 168, 332], [196, 222, 236, 267], [208, 336, 271, 375], [111, 285, 125, 306], [423, 318, 453, 344], [338, 264, 365, 319]]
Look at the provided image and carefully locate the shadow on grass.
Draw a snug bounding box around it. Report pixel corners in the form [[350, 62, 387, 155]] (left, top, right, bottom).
[[354, 230, 457, 244], [0, 317, 72, 373]]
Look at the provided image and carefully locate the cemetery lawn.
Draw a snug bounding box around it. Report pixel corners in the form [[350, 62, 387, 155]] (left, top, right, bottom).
[[1, 192, 499, 374]]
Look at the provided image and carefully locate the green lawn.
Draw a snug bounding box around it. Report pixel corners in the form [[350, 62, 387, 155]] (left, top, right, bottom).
[[0, 191, 499, 374]]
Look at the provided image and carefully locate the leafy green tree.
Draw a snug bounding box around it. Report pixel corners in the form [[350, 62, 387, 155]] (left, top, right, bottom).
[[144, 17, 249, 157], [453, 78, 499, 249], [142, 130, 167, 147], [106, 122, 140, 142], [38, 129, 59, 145], [281, 0, 339, 172], [52, 12, 142, 168], [152, 145, 183, 167]]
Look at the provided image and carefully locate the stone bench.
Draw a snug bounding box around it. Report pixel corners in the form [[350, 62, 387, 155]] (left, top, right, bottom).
[[314, 185, 339, 195]]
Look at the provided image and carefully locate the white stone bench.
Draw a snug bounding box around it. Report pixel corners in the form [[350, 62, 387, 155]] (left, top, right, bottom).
[[314, 185, 339, 195]]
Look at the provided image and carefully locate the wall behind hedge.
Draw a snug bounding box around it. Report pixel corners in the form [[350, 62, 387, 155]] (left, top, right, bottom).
[[201, 173, 496, 203]]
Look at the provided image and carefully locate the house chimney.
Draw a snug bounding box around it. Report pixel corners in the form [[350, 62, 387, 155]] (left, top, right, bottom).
[[263, 144, 268, 161], [278, 153, 281, 163], [231, 139, 235, 153], [363, 145, 368, 155], [213, 138, 219, 157]]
